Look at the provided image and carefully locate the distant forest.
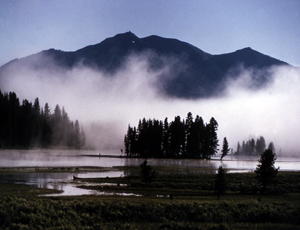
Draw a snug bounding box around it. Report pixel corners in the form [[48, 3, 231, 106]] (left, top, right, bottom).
[[124, 112, 219, 159], [0, 90, 85, 149], [234, 136, 275, 156]]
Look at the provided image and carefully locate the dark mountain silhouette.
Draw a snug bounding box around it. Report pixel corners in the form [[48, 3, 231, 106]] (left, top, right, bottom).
[[0, 32, 288, 98]]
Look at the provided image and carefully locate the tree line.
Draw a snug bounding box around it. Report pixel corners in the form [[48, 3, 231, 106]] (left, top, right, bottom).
[[234, 136, 275, 156], [124, 112, 219, 159], [0, 90, 85, 149]]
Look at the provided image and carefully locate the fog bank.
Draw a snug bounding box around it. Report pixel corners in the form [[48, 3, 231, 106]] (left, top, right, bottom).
[[1, 53, 300, 155]]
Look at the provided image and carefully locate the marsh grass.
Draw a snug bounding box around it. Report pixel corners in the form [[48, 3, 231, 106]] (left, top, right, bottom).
[[0, 195, 300, 229], [0, 183, 62, 197], [0, 166, 300, 229], [76, 170, 300, 201]]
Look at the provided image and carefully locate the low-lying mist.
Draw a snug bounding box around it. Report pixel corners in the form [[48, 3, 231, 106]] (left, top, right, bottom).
[[1, 53, 300, 155]]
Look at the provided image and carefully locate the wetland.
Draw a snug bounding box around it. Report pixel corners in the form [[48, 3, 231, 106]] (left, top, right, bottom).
[[0, 149, 299, 197], [1, 149, 300, 229]]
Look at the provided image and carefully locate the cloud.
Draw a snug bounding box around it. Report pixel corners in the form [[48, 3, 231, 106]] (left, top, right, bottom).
[[1, 53, 300, 155], [217, 65, 300, 155]]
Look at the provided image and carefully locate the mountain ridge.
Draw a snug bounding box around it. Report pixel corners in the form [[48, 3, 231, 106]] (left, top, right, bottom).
[[0, 32, 289, 98]]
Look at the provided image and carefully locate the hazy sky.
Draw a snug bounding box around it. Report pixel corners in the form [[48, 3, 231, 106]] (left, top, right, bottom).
[[0, 0, 299, 67]]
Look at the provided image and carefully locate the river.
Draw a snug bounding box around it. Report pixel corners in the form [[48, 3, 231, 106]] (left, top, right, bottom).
[[0, 149, 299, 196]]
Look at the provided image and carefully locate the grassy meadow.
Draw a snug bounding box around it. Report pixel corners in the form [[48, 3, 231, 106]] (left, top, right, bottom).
[[0, 166, 299, 229]]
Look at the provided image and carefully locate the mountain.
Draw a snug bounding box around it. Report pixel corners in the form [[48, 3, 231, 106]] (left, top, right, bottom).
[[0, 32, 288, 98]]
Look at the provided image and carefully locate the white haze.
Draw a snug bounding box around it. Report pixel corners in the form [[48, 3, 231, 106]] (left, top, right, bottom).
[[1, 53, 300, 155]]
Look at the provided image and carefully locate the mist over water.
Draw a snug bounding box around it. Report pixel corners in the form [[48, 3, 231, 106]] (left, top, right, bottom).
[[1, 53, 300, 155]]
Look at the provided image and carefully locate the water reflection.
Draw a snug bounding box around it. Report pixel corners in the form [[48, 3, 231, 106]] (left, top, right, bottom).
[[125, 156, 299, 172], [0, 150, 299, 196], [0, 149, 126, 167], [1, 150, 299, 171], [0, 170, 127, 196], [43, 183, 141, 197]]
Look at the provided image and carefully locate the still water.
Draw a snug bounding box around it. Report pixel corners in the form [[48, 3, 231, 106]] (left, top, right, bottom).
[[0, 149, 299, 196]]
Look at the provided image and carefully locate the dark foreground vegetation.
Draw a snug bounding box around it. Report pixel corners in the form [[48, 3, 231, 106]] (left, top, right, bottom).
[[0, 90, 85, 149], [1, 195, 300, 230], [0, 168, 300, 230]]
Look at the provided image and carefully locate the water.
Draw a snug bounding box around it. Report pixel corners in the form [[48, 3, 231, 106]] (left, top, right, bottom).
[[1, 149, 299, 170], [0, 150, 299, 196], [0, 169, 127, 196], [0, 149, 125, 168]]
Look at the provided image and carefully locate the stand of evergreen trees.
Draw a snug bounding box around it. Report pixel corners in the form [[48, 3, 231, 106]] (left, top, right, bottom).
[[235, 136, 275, 156], [124, 112, 219, 159], [0, 90, 85, 149]]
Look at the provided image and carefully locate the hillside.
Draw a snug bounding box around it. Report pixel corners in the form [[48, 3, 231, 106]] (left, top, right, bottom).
[[0, 32, 288, 98]]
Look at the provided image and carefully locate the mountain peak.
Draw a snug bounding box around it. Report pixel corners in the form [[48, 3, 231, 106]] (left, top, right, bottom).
[[111, 31, 139, 40], [241, 47, 253, 51], [0, 32, 290, 98]]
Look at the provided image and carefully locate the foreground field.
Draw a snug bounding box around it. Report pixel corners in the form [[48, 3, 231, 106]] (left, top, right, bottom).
[[0, 167, 300, 229]]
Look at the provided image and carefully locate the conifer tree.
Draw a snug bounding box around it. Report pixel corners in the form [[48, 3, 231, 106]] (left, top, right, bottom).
[[221, 137, 230, 160], [80, 126, 86, 147], [52, 105, 62, 146], [185, 112, 194, 158], [255, 136, 266, 155], [255, 148, 279, 193], [140, 160, 156, 183], [32, 98, 42, 145], [268, 142, 275, 152], [236, 142, 241, 155], [215, 166, 226, 199], [162, 118, 170, 157], [249, 139, 255, 155], [194, 115, 205, 158], [169, 116, 185, 157], [74, 120, 81, 149], [203, 117, 219, 159], [124, 125, 131, 156]]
